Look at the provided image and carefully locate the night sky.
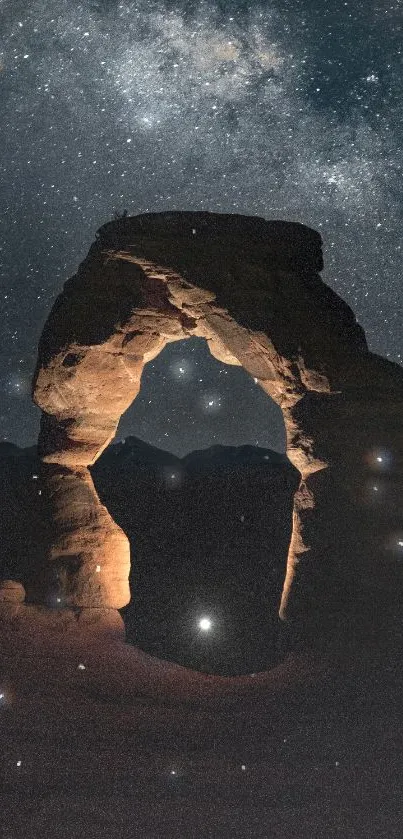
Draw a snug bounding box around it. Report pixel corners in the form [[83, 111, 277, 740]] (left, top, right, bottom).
[[0, 0, 401, 456]]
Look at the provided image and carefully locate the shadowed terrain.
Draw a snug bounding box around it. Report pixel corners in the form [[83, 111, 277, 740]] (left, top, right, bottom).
[[1, 615, 403, 839]]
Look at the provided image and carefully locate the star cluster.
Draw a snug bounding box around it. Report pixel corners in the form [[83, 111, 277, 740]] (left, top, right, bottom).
[[0, 0, 401, 450]]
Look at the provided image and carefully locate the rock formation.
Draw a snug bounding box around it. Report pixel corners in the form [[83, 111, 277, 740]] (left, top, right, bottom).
[[31, 211, 403, 647]]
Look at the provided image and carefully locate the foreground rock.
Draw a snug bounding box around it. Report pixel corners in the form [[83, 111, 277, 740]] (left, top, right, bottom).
[[0, 580, 25, 603]]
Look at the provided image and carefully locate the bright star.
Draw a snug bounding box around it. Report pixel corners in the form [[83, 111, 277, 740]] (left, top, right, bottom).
[[198, 617, 212, 631], [170, 359, 193, 380], [367, 449, 392, 469], [201, 393, 222, 413]]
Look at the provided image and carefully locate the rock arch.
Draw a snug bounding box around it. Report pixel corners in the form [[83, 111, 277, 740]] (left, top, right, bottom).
[[32, 212, 403, 645]]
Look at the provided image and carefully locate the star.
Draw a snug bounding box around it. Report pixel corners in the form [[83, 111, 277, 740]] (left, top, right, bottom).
[[198, 617, 213, 631]]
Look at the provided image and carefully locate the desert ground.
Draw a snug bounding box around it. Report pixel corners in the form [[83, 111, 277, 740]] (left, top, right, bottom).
[[1, 608, 403, 839]]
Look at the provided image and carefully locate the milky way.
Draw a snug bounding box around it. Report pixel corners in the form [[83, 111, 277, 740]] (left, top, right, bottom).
[[0, 0, 401, 453]]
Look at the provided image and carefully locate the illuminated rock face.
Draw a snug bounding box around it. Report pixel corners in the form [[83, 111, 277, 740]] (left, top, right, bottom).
[[32, 212, 403, 641]]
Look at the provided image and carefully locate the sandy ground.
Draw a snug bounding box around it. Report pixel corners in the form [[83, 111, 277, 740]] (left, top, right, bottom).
[[1, 612, 403, 839]]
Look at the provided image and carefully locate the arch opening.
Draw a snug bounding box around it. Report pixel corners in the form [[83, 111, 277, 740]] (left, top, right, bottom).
[[114, 335, 287, 456]]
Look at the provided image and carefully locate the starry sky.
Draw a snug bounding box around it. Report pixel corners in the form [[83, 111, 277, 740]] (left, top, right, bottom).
[[0, 0, 401, 456]]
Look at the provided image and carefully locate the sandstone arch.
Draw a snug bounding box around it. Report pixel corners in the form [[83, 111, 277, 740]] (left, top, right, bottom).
[[32, 212, 403, 646]]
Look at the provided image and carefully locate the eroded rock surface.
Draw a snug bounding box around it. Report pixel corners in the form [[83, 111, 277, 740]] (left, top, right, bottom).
[[0, 580, 25, 603], [32, 212, 403, 646]]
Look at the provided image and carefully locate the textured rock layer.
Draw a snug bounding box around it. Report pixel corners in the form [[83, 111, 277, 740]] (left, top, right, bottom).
[[32, 212, 403, 642]]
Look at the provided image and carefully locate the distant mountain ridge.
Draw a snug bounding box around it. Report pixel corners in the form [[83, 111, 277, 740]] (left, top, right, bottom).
[[0, 435, 289, 464], [102, 436, 288, 471]]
